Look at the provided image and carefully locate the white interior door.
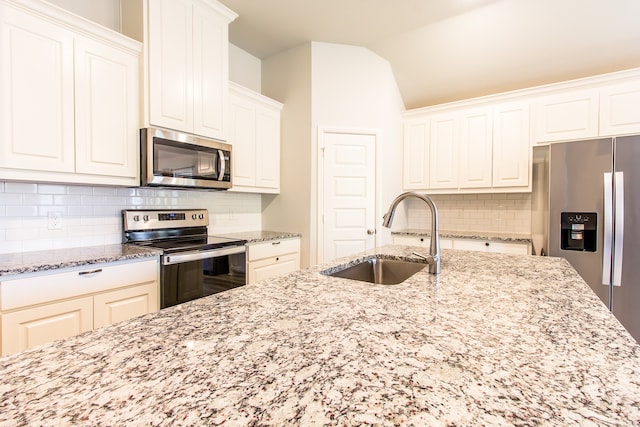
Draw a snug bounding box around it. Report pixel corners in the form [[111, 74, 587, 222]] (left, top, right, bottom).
[[320, 129, 377, 263]]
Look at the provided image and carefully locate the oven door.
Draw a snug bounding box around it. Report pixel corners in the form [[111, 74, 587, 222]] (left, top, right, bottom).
[[161, 246, 246, 308], [141, 127, 232, 190]]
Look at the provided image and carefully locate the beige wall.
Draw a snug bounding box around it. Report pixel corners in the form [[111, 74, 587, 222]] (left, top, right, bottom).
[[47, 0, 120, 30]]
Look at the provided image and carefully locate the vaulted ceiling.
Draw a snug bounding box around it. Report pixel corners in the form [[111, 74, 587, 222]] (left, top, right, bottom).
[[218, 0, 640, 109]]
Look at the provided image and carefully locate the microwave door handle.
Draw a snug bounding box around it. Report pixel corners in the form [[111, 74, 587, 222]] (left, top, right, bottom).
[[218, 149, 226, 181]]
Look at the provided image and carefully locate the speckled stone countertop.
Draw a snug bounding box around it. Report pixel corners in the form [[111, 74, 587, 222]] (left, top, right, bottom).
[[0, 231, 297, 277], [1, 245, 640, 425], [211, 230, 301, 244], [0, 244, 161, 277], [394, 228, 532, 243]]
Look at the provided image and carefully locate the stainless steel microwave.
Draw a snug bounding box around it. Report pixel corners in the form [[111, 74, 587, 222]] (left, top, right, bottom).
[[140, 127, 232, 190]]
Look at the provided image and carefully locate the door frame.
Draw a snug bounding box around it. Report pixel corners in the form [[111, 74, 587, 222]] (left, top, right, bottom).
[[316, 126, 381, 265]]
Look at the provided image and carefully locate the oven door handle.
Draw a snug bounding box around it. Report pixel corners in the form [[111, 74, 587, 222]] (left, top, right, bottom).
[[163, 245, 246, 265]]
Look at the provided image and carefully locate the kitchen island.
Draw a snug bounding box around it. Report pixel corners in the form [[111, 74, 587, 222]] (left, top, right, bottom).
[[1, 245, 639, 425]]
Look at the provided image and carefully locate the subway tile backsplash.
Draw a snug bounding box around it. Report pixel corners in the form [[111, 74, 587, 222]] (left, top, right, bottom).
[[0, 182, 262, 254], [406, 193, 532, 235]]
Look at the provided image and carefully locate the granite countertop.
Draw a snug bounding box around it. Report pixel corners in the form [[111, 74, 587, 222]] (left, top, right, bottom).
[[0, 244, 161, 277], [1, 245, 640, 425], [211, 230, 301, 244], [394, 229, 533, 243], [0, 231, 298, 277]]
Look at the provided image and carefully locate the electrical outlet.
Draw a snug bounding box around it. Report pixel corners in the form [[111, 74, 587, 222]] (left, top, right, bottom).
[[47, 212, 62, 230]]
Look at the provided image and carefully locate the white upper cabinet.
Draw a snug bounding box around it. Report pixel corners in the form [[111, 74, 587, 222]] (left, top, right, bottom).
[[228, 82, 282, 193], [429, 113, 458, 189], [74, 36, 139, 179], [402, 120, 430, 189], [402, 68, 640, 194], [125, 0, 237, 141], [0, 0, 141, 185], [533, 89, 599, 143], [147, 0, 193, 133], [459, 107, 493, 188], [402, 101, 531, 193], [599, 81, 640, 136], [0, 3, 75, 173], [492, 102, 530, 187]]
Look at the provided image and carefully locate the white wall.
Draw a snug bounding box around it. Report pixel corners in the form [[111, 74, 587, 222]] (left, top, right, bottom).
[[0, 182, 261, 254], [47, 0, 120, 30], [263, 42, 404, 267], [229, 43, 262, 92], [310, 42, 405, 247]]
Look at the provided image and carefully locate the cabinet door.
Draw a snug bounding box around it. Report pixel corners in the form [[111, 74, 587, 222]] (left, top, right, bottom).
[[192, 1, 229, 141], [402, 119, 430, 189], [74, 36, 139, 180], [248, 253, 300, 284], [599, 81, 640, 136], [459, 108, 493, 188], [148, 0, 193, 133], [429, 114, 458, 189], [0, 4, 75, 172], [93, 282, 158, 329], [254, 106, 280, 189], [533, 89, 599, 143], [493, 102, 530, 187], [1, 297, 93, 356], [229, 94, 257, 187]]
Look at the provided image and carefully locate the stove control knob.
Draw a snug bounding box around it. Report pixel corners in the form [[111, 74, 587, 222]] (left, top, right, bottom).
[[198, 213, 204, 220], [192, 214, 197, 220], [133, 215, 140, 222], [143, 215, 149, 222]]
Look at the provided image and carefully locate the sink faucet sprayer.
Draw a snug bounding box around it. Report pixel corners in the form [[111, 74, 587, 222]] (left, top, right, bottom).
[[382, 192, 441, 274]]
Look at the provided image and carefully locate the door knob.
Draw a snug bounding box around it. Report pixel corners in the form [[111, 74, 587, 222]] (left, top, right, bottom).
[[367, 229, 376, 235]]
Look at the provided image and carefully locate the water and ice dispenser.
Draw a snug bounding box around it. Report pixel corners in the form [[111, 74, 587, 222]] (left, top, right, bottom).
[[560, 212, 597, 252]]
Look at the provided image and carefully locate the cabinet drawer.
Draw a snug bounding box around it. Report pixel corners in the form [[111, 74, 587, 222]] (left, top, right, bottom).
[[248, 253, 300, 284], [1, 259, 158, 311], [452, 239, 529, 255], [248, 238, 300, 261], [392, 235, 453, 249]]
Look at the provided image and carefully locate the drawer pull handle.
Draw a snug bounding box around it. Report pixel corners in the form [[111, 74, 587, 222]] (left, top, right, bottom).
[[272, 241, 281, 245], [78, 268, 103, 276]]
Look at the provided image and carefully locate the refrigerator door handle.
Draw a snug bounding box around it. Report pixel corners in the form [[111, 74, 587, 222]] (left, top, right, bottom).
[[613, 171, 624, 286], [602, 172, 613, 285]]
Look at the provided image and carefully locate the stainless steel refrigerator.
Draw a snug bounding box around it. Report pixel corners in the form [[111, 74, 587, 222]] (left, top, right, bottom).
[[548, 134, 640, 343]]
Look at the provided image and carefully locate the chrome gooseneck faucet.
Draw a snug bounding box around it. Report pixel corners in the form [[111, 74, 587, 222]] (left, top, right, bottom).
[[382, 192, 441, 274]]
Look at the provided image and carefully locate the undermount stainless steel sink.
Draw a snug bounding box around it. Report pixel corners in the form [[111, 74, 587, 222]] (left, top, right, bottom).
[[322, 257, 427, 285]]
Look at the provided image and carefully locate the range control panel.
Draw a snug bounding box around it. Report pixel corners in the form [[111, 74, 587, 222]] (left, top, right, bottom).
[[122, 209, 209, 231]]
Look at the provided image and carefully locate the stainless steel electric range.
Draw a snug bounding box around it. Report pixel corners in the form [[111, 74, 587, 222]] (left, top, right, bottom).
[[122, 209, 246, 308]]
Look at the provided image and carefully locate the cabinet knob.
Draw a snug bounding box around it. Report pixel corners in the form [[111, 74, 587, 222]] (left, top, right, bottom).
[[485, 242, 490, 247], [366, 229, 376, 235]]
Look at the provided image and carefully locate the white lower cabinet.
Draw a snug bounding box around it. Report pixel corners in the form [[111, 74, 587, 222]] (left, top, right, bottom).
[[392, 235, 529, 255], [1, 297, 94, 355], [0, 258, 159, 356], [93, 282, 158, 329], [247, 238, 300, 284]]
